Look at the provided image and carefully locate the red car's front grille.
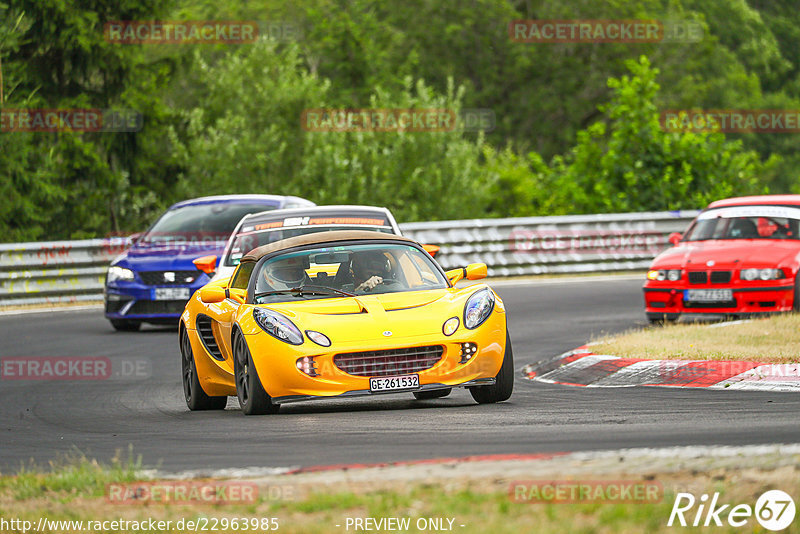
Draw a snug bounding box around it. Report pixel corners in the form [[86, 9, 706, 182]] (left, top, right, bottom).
[[333, 346, 444, 377], [688, 271, 708, 284], [710, 271, 732, 284], [688, 271, 732, 284]]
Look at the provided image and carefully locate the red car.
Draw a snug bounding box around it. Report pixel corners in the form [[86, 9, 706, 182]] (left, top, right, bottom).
[[644, 195, 800, 323]]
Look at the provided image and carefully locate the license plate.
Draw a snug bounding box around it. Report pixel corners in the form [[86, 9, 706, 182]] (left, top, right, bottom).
[[369, 374, 420, 393], [684, 289, 733, 302], [154, 287, 190, 300]]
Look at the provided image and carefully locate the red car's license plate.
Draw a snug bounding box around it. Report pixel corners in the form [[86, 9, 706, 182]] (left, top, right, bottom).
[[369, 374, 420, 392], [684, 289, 733, 302]]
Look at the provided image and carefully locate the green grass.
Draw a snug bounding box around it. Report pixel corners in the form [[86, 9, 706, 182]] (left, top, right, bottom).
[[0, 447, 142, 501], [2, 454, 799, 533]]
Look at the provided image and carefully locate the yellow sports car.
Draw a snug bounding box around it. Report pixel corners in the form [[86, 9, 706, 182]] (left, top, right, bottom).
[[179, 230, 512, 415]]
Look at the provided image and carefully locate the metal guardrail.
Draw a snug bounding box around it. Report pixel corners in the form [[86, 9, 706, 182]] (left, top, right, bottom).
[[0, 238, 131, 306], [0, 211, 699, 307], [401, 210, 700, 276]]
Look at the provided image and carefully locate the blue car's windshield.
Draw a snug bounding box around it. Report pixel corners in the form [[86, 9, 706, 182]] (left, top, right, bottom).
[[142, 203, 275, 245], [225, 226, 395, 266]]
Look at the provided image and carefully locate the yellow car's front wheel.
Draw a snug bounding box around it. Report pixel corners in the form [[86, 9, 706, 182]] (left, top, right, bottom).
[[181, 328, 227, 411], [234, 331, 280, 416], [469, 333, 514, 404]]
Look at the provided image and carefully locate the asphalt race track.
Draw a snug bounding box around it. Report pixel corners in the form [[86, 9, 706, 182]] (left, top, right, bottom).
[[2, 275, 799, 473]]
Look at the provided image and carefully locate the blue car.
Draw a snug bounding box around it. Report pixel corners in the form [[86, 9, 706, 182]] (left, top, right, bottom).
[[104, 195, 314, 330]]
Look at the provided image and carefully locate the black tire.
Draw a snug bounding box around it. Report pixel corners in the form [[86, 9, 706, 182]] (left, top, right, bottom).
[[180, 327, 227, 411], [110, 319, 141, 331], [233, 332, 279, 415], [413, 388, 452, 400], [794, 274, 800, 312], [469, 333, 514, 404]]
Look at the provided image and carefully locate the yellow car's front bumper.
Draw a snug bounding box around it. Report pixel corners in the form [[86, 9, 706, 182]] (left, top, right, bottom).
[[244, 311, 507, 402]]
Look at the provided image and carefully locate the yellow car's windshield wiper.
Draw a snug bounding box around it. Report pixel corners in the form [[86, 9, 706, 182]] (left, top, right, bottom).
[[301, 285, 355, 297], [254, 285, 355, 300]]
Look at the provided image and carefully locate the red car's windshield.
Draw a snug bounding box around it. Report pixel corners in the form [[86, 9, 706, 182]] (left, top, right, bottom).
[[683, 206, 800, 241]]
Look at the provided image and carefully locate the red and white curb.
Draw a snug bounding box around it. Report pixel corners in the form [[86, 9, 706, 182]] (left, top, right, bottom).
[[523, 348, 800, 392]]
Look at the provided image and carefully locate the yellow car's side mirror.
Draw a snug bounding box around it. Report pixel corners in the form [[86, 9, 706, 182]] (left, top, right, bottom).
[[446, 263, 488, 285], [465, 263, 487, 280], [199, 286, 226, 304]]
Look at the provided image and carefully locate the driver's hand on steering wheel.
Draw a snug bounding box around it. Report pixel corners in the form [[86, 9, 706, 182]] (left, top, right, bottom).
[[356, 275, 383, 292]]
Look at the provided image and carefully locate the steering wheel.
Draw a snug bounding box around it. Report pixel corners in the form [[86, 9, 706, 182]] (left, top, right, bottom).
[[379, 278, 406, 289], [361, 278, 405, 293]]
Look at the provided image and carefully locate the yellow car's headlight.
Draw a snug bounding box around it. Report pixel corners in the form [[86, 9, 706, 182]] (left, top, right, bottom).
[[464, 289, 495, 330], [253, 308, 304, 345]]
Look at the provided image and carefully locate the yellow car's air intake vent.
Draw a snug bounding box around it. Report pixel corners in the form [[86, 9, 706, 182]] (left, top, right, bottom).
[[196, 315, 224, 361], [334, 345, 444, 377]]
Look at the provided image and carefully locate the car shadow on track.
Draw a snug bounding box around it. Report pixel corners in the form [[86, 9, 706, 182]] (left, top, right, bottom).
[[199, 394, 516, 417]]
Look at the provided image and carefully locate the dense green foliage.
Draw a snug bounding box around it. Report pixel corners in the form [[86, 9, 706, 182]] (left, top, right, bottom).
[[0, 0, 798, 240]]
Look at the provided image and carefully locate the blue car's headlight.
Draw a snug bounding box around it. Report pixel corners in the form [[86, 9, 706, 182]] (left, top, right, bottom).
[[463, 288, 495, 330], [107, 266, 135, 283], [253, 308, 304, 345]]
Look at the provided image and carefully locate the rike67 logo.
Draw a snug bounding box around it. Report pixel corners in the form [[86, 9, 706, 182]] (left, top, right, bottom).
[[668, 490, 796, 531]]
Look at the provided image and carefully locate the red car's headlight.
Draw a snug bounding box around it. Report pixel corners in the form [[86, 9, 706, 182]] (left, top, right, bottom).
[[647, 269, 682, 281], [740, 268, 784, 281]]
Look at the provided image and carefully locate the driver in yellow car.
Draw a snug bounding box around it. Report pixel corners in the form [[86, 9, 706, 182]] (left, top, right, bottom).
[[262, 256, 308, 291], [351, 250, 390, 292]]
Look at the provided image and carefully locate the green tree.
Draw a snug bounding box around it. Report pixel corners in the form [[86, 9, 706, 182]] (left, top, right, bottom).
[[546, 56, 775, 214], [171, 40, 492, 221]]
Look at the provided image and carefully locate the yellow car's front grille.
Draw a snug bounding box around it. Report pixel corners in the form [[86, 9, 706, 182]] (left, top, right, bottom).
[[333, 345, 444, 377]]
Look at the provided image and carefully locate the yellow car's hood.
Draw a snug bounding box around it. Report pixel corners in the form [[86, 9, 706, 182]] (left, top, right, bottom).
[[262, 289, 473, 341]]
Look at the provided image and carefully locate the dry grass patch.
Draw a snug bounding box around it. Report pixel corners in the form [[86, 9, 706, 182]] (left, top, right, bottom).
[[3, 460, 800, 533], [3, 448, 800, 533], [593, 314, 800, 363]]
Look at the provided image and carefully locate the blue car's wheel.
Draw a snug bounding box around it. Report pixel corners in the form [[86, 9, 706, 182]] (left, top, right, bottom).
[[234, 331, 279, 415], [181, 327, 227, 411], [110, 319, 141, 332]]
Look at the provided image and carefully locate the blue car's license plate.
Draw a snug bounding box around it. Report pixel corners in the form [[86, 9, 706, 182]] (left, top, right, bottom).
[[154, 287, 190, 300]]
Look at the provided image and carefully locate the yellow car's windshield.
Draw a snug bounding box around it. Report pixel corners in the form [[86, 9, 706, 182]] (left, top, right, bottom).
[[253, 243, 446, 303]]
